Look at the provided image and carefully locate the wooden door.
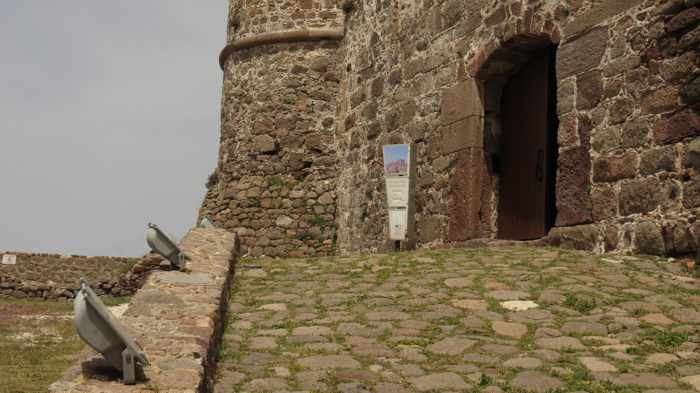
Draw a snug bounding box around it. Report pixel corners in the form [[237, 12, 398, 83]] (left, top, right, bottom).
[[497, 48, 554, 240]]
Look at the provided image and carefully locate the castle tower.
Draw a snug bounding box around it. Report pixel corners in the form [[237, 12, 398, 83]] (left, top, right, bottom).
[[199, 1, 346, 258]]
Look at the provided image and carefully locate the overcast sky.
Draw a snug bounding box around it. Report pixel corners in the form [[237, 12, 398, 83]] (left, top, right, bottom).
[[1, 2, 227, 257]]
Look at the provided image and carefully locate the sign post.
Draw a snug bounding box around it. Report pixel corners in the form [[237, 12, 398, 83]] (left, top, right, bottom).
[[383, 144, 416, 250]]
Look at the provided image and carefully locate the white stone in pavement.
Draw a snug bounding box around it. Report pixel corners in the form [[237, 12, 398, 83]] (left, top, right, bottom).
[[501, 300, 539, 311]]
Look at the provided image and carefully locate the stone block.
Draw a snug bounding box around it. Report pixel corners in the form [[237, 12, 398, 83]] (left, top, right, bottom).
[[679, 25, 700, 49], [418, 216, 443, 243], [577, 70, 603, 110], [603, 55, 641, 78], [591, 185, 617, 221], [663, 221, 696, 255], [548, 225, 598, 251], [608, 97, 634, 125], [621, 119, 650, 148], [253, 135, 277, 153], [684, 137, 700, 170], [634, 221, 665, 255], [666, 7, 700, 33], [557, 27, 608, 78], [558, 113, 579, 147], [485, 4, 506, 26], [442, 0, 465, 29], [593, 152, 638, 183], [683, 175, 700, 208], [640, 146, 676, 175], [555, 146, 593, 226], [641, 86, 679, 114], [620, 178, 663, 215], [655, 0, 685, 16], [605, 224, 619, 252], [592, 126, 621, 153], [557, 77, 576, 115], [440, 79, 483, 125], [448, 148, 486, 241], [660, 51, 697, 83], [681, 75, 700, 105], [563, 0, 644, 36], [437, 116, 483, 155], [653, 109, 700, 145]]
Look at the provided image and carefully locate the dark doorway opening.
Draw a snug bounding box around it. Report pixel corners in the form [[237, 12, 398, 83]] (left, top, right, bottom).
[[497, 45, 558, 240]]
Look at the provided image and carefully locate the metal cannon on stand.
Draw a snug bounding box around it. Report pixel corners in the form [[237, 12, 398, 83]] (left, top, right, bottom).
[[73, 278, 149, 384]]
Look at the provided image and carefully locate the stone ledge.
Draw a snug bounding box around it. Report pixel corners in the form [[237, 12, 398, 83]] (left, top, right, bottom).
[[218, 29, 344, 70], [49, 228, 239, 393]]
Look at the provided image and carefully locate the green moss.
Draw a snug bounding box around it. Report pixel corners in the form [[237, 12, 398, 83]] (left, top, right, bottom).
[[296, 232, 312, 241], [309, 214, 328, 227], [266, 176, 285, 188]]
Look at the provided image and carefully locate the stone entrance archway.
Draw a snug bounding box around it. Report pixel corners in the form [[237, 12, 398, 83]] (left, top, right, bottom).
[[447, 34, 559, 242], [478, 35, 559, 240]]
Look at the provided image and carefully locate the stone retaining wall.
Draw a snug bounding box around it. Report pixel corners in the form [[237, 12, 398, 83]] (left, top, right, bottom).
[[49, 227, 239, 393], [0, 252, 149, 299]]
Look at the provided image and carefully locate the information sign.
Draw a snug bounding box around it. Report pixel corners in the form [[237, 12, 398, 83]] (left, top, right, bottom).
[[2, 254, 17, 265], [383, 144, 416, 245]]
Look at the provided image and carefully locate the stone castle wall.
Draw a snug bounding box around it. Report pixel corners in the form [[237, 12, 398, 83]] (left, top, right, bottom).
[[206, 0, 700, 257], [0, 252, 148, 299], [200, 0, 345, 257]]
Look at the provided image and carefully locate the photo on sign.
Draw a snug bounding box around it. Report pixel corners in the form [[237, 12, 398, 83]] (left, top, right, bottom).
[[383, 145, 409, 176]]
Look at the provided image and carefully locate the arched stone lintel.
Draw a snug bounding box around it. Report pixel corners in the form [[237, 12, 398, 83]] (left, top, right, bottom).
[[470, 33, 556, 81], [219, 29, 345, 70], [467, 8, 561, 80]]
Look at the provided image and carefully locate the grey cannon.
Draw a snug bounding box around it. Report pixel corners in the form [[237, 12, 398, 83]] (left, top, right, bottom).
[[147, 223, 187, 270], [74, 278, 149, 384]]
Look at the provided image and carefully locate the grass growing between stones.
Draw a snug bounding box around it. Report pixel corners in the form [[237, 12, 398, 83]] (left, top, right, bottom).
[[216, 246, 700, 393], [559, 366, 645, 393], [0, 298, 84, 393], [563, 292, 597, 313], [626, 325, 689, 356]]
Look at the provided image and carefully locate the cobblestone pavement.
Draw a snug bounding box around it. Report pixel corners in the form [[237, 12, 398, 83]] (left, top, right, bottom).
[[215, 246, 700, 393]]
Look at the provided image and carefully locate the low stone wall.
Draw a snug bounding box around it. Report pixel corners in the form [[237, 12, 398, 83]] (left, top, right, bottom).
[[49, 228, 239, 393], [0, 252, 147, 299]]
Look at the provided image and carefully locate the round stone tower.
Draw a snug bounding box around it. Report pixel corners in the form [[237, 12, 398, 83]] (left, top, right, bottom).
[[199, 0, 347, 257]]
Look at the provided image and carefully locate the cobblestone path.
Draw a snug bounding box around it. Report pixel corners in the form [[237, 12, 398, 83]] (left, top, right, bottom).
[[215, 246, 700, 393]]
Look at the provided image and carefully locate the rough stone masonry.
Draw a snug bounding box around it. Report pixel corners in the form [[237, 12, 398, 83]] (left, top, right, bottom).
[[200, 0, 700, 258], [0, 252, 143, 299]]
